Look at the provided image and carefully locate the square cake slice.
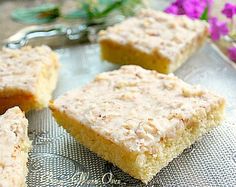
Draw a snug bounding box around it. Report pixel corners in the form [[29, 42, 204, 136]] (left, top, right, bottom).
[[0, 45, 59, 114], [0, 107, 31, 187], [50, 65, 225, 183], [99, 9, 208, 73]]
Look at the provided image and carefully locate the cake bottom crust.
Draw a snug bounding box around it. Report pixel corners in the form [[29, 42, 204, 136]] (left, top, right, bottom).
[[0, 94, 36, 114], [50, 102, 224, 184], [100, 40, 170, 74], [99, 29, 208, 74], [0, 55, 59, 114]]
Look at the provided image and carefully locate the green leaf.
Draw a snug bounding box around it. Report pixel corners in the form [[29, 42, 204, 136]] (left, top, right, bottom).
[[63, 9, 88, 19], [64, 0, 142, 21], [64, 0, 122, 20], [11, 1, 143, 25], [116, 0, 143, 17], [93, 0, 123, 18], [200, 7, 208, 21], [11, 4, 60, 24]]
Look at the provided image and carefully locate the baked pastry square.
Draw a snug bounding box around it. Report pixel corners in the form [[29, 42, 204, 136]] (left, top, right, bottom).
[[0, 107, 31, 187], [0, 45, 59, 114], [50, 65, 225, 183], [99, 9, 208, 73]]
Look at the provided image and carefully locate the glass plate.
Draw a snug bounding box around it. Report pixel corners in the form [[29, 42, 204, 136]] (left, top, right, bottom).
[[25, 42, 236, 186]]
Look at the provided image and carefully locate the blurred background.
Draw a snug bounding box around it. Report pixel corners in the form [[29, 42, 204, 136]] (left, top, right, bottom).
[[0, 0, 234, 46]]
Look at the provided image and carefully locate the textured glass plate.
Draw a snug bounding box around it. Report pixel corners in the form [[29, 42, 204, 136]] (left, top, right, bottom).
[[26, 43, 236, 187]]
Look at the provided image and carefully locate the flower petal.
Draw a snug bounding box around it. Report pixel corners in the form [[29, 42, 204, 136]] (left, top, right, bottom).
[[222, 3, 236, 19], [228, 47, 236, 62], [209, 17, 229, 41]]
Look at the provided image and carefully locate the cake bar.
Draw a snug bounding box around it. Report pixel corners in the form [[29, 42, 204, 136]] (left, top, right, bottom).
[[50, 65, 225, 183], [0, 107, 31, 187], [99, 9, 208, 73], [0, 45, 59, 114]]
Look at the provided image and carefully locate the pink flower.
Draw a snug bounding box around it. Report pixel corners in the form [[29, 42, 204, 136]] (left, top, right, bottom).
[[164, 0, 213, 19], [222, 3, 236, 19], [164, 0, 184, 15], [228, 47, 236, 62], [183, 0, 209, 19], [165, 5, 179, 14], [209, 17, 229, 41]]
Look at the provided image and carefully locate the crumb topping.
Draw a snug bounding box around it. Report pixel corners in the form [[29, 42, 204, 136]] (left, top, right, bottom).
[[0, 46, 58, 96], [53, 65, 224, 153], [0, 107, 30, 186], [99, 9, 208, 62]]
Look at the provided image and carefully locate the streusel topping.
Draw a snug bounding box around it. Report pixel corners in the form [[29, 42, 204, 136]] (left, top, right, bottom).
[[99, 9, 208, 62], [53, 65, 224, 153], [0, 46, 58, 96], [0, 107, 30, 186]]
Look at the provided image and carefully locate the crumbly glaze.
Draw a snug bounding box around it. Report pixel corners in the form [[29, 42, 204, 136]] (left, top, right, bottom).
[[0, 107, 30, 187], [0, 45, 58, 96], [99, 9, 208, 63], [53, 65, 224, 153]]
